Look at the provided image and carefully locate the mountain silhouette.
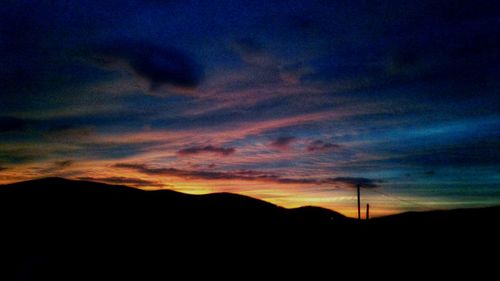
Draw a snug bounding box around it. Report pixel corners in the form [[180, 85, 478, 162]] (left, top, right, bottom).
[[1, 177, 498, 280], [0, 177, 347, 226]]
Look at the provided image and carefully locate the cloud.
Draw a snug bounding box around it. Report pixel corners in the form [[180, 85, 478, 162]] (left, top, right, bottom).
[[90, 40, 203, 93], [34, 159, 75, 174], [0, 117, 28, 133], [329, 177, 380, 189], [424, 170, 436, 176], [77, 176, 166, 188], [230, 38, 313, 86], [231, 38, 267, 66], [114, 163, 273, 181], [44, 125, 96, 142], [270, 136, 296, 149], [307, 140, 341, 152], [271, 177, 381, 188], [279, 64, 313, 85], [53, 160, 74, 168], [177, 145, 236, 156], [114, 163, 380, 188], [0, 166, 7, 172]]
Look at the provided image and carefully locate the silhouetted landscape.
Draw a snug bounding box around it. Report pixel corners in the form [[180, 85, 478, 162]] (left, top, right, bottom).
[[1, 178, 498, 279], [2, 1, 500, 278]]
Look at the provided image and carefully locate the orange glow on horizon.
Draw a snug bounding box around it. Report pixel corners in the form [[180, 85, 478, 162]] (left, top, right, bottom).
[[0, 151, 454, 219], [0, 165, 406, 218]]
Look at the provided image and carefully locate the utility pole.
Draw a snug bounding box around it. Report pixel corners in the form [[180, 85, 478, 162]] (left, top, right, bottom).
[[366, 203, 370, 220], [357, 184, 361, 221]]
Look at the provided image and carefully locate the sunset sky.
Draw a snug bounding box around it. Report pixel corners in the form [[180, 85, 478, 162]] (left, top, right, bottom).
[[1, 0, 499, 217]]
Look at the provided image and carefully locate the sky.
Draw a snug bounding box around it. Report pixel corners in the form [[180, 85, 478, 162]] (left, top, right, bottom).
[[1, 0, 499, 217]]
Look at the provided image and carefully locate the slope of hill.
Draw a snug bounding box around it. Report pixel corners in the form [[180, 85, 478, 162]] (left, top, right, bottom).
[[0, 177, 348, 238]]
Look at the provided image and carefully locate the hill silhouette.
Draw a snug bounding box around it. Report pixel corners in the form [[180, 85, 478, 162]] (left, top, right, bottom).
[[0, 177, 347, 227], [1, 177, 498, 280]]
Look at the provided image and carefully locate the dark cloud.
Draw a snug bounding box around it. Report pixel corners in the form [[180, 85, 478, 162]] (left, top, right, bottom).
[[44, 125, 96, 141], [114, 163, 271, 181], [0, 166, 7, 172], [77, 176, 166, 188], [330, 177, 380, 189], [307, 140, 341, 152], [177, 145, 236, 156], [53, 160, 74, 168], [424, 170, 436, 176], [271, 136, 296, 149], [79, 141, 159, 160], [0, 118, 98, 142], [91, 41, 203, 92], [0, 117, 28, 133], [114, 163, 380, 188]]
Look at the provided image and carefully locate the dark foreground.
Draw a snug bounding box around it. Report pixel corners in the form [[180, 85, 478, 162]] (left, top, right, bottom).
[[1, 178, 498, 280]]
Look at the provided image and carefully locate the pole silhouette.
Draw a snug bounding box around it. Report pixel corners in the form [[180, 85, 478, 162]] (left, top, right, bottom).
[[357, 184, 361, 220], [366, 203, 370, 220]]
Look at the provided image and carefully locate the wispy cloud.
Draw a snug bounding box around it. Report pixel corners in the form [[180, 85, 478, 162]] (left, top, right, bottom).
[[307, 140, 341, 152], [231, 38, 269, 67], [53, 160, 74, 168], [114, 163, 380, 188], [177, 145, 235, 156], [270, 136, 296, 149], [76, 176, 167, 188], [92, 109, 350, 147], [31, 159, 75, 174]]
